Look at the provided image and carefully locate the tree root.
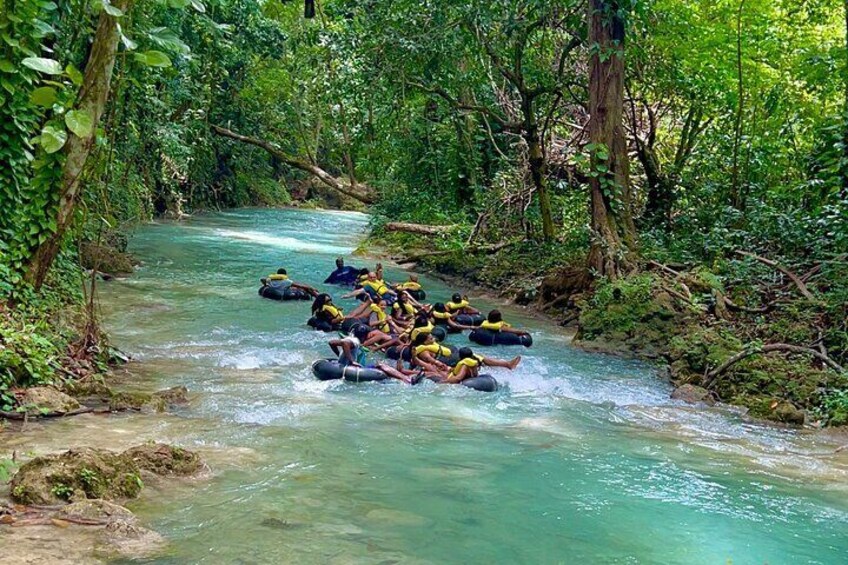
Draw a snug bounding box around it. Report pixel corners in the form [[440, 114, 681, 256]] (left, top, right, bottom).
[[735, 250, 815, 301], [704, 343, 846, 389]]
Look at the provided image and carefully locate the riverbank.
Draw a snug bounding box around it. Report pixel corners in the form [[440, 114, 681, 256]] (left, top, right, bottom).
[[365, 229, 848, 427]]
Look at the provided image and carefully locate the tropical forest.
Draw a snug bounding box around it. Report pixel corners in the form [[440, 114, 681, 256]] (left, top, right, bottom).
[[1, 0, 847, 562]]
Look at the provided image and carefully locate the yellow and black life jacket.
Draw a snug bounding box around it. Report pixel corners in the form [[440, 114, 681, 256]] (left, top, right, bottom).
[[321, 304, 344, 322], [369, 303, 390, 333], [392, 301, 416, 317], [450, 356, 480, 377], [397, 281, 422, 291], [481, 320, 509, 331], [445, 300, 469, 312], [409, 322, 434, 341], [413, 343, 452, 358], [431, 310, 452, 320], [364, 280, 390, 296], [268, 274, 289, 281]]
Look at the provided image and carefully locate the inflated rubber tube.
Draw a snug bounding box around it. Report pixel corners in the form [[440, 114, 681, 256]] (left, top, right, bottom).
[[431, 326, 447, 342], [461, 375, 498, 392], [307, 317, 338, 333], [454, 313, 485, 326], [311, 359, 388, 383], [386, 345, 459, 365], [469, 328, 533, 347], [406, 289, 426, 301], [425, 373, 498, 392], [259, 285, 311, 301], [340, 317, 368, 334]]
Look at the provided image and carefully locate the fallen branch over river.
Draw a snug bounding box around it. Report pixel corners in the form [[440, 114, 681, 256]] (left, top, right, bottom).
[[210, 125, 377, 205], [383, 222, 457, 236]]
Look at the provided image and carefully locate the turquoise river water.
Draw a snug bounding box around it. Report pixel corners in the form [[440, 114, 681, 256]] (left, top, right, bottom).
[[82, 209, 848, 563]]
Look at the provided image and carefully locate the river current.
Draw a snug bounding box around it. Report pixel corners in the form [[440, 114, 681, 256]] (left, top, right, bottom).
[[83, 208, 848, 563]]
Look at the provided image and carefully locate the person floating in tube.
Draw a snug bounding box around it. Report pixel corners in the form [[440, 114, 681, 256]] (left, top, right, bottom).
[[327, 328, 420, 384], [260, 268, 318, 297], [311, 294, 345, 329], [480, 309, 530, 337], [437, 346, 521, 384], [324, 257, 361, 286], [445, 293, 480, 315]]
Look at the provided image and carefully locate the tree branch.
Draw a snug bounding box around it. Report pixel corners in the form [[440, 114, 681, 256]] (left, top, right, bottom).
[[704, 343, 845, 389], [735, 250, 815, 300], [210, 125, 376, 205]]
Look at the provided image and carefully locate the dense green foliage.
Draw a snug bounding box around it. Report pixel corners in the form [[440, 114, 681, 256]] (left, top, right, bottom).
[[1, 0, 847, 422]]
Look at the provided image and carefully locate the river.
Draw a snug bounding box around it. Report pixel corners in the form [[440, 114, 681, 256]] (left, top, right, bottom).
[[23, 208, 848, 563]]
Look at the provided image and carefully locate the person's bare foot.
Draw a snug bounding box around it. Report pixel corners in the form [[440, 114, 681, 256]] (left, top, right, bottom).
[[508, 356, 521, 370]]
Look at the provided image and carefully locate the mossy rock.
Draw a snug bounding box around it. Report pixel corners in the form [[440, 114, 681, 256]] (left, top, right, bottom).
[[671, 384, 716, 406], [17, 387, 81, 415], [109, 387, 187, 412], [63, 378, 113, 399], [122, 443, 203, 476], [109, 392, 162, 412], [9, 447, 143, 505], [9, 444, 203, 505]]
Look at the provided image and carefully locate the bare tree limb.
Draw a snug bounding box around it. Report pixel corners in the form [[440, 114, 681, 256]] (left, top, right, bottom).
[[384, 222, 457, 236], [210, 125, 377, 205], [735, 250, 815, 300], [704, 343, 845, 388]]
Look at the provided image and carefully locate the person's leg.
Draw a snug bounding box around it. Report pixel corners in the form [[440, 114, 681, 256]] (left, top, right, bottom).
[[375, 363, 413, 384], [482, 356, 521, 370]]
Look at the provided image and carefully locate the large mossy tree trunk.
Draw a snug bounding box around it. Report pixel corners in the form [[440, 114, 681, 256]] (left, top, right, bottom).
[[586, 0, 636, 278], [25, 1, 130, 289]]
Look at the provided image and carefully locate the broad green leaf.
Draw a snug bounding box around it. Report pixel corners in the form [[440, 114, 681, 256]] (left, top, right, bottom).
[[134, 50, 172, 68], [30, 86, 57, 107], [65, 109, 93, 137], [65, 64, 83, 86], [147, 27, 190, 55], [21, 57, 63, 75], [190, 0, 206, 13], [40, 124, 67, 153], [102, 0, 123, 16], [0, 59, 15, 73], [120, 32, 137, 51]]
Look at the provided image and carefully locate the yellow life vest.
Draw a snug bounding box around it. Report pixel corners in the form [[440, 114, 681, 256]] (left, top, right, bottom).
[[392, 301, 416, 316], [397, 281, 422, 291], [450, 357, 480, 377], [409, 322, 434, 341], [364, 280, 390, 296], [322, 304, 343, 321], [369, 304, 390, 332], [413, 343, 452, 358], [268, 274, 289, 281], [445, 300, 469, 312], [481, 320, 509, 331], [432, 310, 452, 320]]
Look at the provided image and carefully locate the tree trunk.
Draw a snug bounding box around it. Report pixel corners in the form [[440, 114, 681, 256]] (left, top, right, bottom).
[[639, 144, 674, 228], [524, 98, 555, 241], [586, 0, 636, 278], [25, 0, 131, 290], [730, 0, 746, 210], [842, 0, 848, 197]]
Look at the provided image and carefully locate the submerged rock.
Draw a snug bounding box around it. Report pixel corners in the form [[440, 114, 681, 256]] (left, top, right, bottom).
[[9, 444, 203, 505], [17, 387, 81, 415], [772, 401, 806, 425], [109, 386, 189, 412], [122, 443, 203, 476], [671, 384, 716, 406]]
